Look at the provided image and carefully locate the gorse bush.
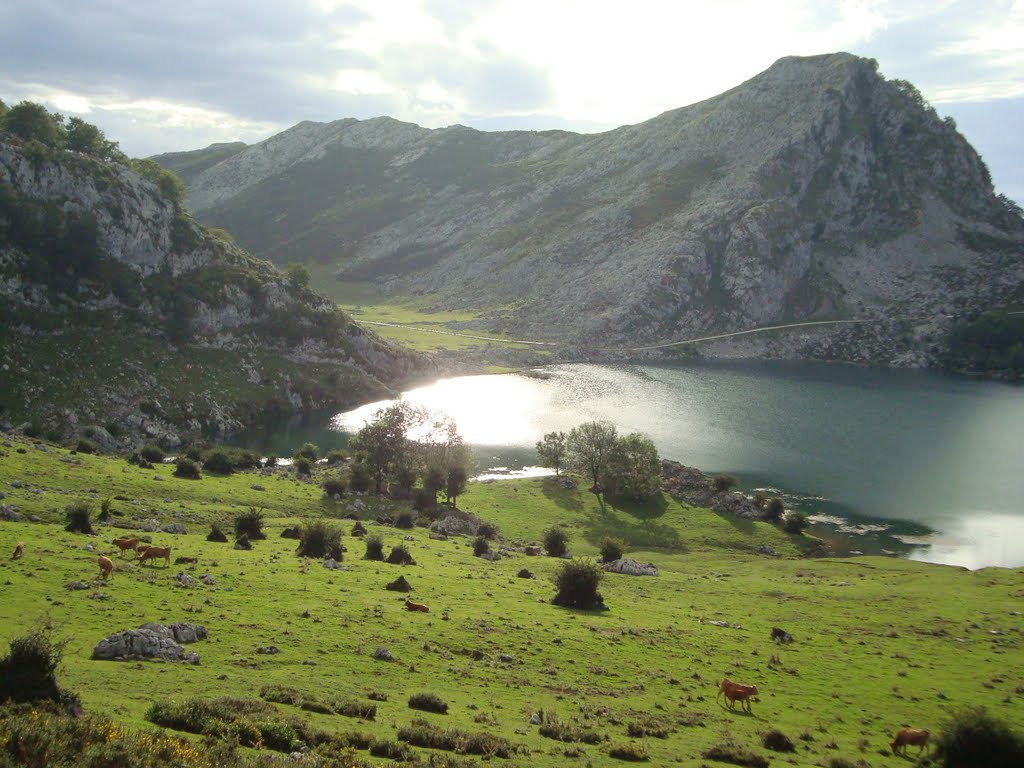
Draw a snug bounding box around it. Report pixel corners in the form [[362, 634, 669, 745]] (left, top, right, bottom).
[[173, 457, 201, 479], [206, 523, 228, 543], [477, 521, 499, 540], [75, 438, 96, 454], [363, 534, 384, 561], [397, 718, 520, 758], [600, 537, 625, 562], [407, 692, 449, 714], [140, 444, 164, 463], [394, 511, 415, 529], [294, 456, 313, 476], [295, 442, 318, 461], [762, 728, 796, 752], [64, 501, 93, 534], [931, 706, 1024, 767], [321, 477, 346, 498], [234, 508, 266, 540], [472, 536, 490, 557], [608, 741, 649, 761], [348, 462, 370, 492], [765, 497, 785, 523], [202, 451, 233, 475], [386, 544, 415, 565], [0, 630, 67, 705], [296, 520, 343, 560], [783, 512, 809, 534], [350, 521, 367, 537], [712, 473, 737, 492], [543, 526, 570, 557], [552, 558, 606, 610]]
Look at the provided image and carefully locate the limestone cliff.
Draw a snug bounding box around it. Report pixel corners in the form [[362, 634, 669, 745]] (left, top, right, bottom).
[[169, 53, 1024, 365]]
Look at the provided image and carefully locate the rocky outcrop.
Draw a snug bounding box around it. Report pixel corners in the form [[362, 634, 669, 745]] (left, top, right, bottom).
[[660, 460, 766, 520], [603, 559, 658, 576], [92, 622, 208, 663], [172, 53, 1023, 366]]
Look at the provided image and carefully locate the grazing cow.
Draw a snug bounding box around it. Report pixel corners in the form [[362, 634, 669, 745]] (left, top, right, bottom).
[[97, 555, 114, 579], [404, 599, 430, 613], [112, 537, 140, 557], [771, 627, 794, 643], [138, 545, 171, 567], [891, 728, 929, 755], [11, 542, 24, 560], [717, 678, 759, 713]]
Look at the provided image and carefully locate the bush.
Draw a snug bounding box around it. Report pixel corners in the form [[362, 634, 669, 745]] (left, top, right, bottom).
[[264, 455, 278, 468], [294, 457, 313, 476], [398, 718, 519, 757], [234, 533, 252, 551], [351, 521, 367, 537], [297, 520, 343, 560], [348, 462, 371, 492], [762, 729, 796, 752], [783, 512, 809, 534], [386, 544, 416, 565], [477, 521, 499, 540], [234, 508, 266, 540], [702, 742, 769, 767], [325, 449, 347, 465], [184, 446, 203, 462], [543, 526, 570, 557], [280, 526, 302, 539], [552, 559, 606, 610], [931, 706, 1024, 767], [64, 501, 93, 534], [385, 575, 413, 592], [712, 473, 738, 492], [207, 523, 228, 543], [98, 498, 113, 522], [765, 497, 785, 523], [370, 739, 411, 759], [600, 537, 625, 562], [0, 629, 67, 705], [75, 438, 97, 454], [472, 537, 490, 557], [295, 442, 318, 461], [608, 741, 649, 761], [539, 719, 604, 744], [627, 717, 671, 738], [517, 568, 534, 579], [202, 451, 233, 475], [412, 488, 436, 512], [321, 477, 346, 498], [173, 457, 201, 479], [407, 692, 449, 714], [363, 534, 385, 561], [140, 444, 164, 463], [394, 511, 415, 529]]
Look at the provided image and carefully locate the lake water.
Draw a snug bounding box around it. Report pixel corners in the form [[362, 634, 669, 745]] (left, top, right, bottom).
[[237, 360, 1024, 569]]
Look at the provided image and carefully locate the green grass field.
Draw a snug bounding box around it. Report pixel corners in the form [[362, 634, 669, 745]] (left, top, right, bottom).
[[1, 434, 1023, 766]]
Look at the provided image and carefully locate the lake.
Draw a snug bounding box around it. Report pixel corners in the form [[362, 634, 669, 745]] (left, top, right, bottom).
[[237, 360, 1024, 569]]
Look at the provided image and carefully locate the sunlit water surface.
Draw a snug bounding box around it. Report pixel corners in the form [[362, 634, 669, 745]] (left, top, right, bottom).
[[239, 360, 1024, 569]]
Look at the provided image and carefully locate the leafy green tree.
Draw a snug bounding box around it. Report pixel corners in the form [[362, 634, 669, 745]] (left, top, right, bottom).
[[543, 526, 570, 557], [295, 442, 319, 461], [0, 99, 7, 119], [130, 159, 187, 205], [422, 464, 445, 504], [445, 466, 467, 507], [712, 473, 737, 492], [64, 117, 103, 156], [567, 421, 618, 490], [349, 402, 426, 493], [765, 497, 785, 523], [536, 431, 567, 475], [285, 263, 310, 291], [0, 101, 63, 146], [606, 432, 660, 499]]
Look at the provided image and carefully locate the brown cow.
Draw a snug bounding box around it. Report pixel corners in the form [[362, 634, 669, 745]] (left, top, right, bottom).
[[891, 728, 929, 755], [138, 545, 171, 567], [97, 555, 114, 579], [11, 542, 24, 560], [404, 599, 429, 613], [717, 678, 759, 713], [112, 537, 140, 557]]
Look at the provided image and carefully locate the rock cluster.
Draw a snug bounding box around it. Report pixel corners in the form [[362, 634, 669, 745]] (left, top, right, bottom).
[[92, 622, 208, 664]]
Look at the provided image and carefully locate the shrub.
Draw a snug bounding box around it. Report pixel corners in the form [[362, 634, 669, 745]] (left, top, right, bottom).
[[321, 477, 346, 498], [140, 444, 164, 463], [206, 523, 228, 543], [0, 629, 67, 704], [367, 691, 389, 702], [234, 508, 266, 540], [702, 742, 769, 767], [539, 719, 604, 744], [386, 544, 416, 565], [234, 533, 252, 551], [765, 497, 785, 523], [75, 438, 96, 454], [184, 446, 203, 462], [543, 526, 570, 557], [627, 717, 671, 738], [64, 501, 93, 534], [173, 457, 201, 479], [517, 568, 534, 579], [398, 718, 519, 757], [385, 575, 413, 592], [408, 692, 449, 714], [363, 534, 385, 561], [783, 512, 809, 534], [477, 521, 499, 540], [98, 498, 113, 522], [931, 706, 1024, 767], [762, 728, 796, 752], [325, 449, 347, 465], [412, 488, 436, 512], [297, 520, 343, 560], [370, 739, 411, 759], [202, 451, 233, 475], [472, 537, 490, 557], [294, 457, 313, 476], [712, 473, 737, 492], [552, 559, 606, 610], [280, 526, 302, 539], [264, 455, 278, 468], [295, 442, 318, 461], [600, 537, 625, 562], [608, 741, 649, 761], [351, 521, 367, 537], [394, 511, 416, 529], [260, 684, 302, 706], [348, 462, 371, 492]]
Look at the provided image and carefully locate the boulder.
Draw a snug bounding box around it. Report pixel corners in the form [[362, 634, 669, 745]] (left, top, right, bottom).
[[92, 622, 207, 663], [603, 558, 659, 576]]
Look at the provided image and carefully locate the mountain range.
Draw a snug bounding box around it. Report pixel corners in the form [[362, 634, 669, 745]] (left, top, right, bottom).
[[158, 52, 1024, 365]]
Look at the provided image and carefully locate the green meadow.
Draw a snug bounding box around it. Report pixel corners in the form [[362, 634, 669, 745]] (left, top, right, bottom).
[[1, 434, 1023, 766]]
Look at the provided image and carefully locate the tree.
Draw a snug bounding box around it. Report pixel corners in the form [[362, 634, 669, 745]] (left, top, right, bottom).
[[285, 263, 310, 291], [712, 473, 737, 492], [567, 421, 618, 490], [543, 526, 570, 557], [422, 464, 445, 504], [445, 466, 467, 507], [765, 498, 785, 523], [63, 117, 103, 156], [349, 402, 426, 493], [130, 159, 187, 205], [0, 101, 63, 146], [606, 432, 660, 499], [536, 431, 567, 475]]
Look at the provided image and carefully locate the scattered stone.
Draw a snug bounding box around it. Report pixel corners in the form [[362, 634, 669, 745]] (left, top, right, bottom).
[[302, 660, 316, 666], [175, 573, 196, 587], [524, 545, 542, 556], [0, 505, 22, 522], [83, 544, 96, 552], [153, 475, 165, 481], [250, 484, 266, 491], [162, 523, 187, 535], [92, 622, 207, 664], [141, 519, 162, 532], [201, 574, 216, 585], [372, 647, 393, 661], [757, 545, 778, 556], [256, 646, 280, 655], [603, 558, 658, 576], [88, 592, 110, 601], [64, 580, 90, 591], [480, 551, 501, 561], [323, 558, 342, 570], [10, 480, 23, 488], [530, 712, 544, 725], [429, 532, 448, 541], [498, 654, 514, 664]]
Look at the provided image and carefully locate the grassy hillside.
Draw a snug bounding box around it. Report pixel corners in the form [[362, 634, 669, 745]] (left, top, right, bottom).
[[1, 434, 1022, 767]]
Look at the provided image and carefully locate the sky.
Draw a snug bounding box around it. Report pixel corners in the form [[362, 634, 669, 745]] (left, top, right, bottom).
[[1, 0, 1022, 201]]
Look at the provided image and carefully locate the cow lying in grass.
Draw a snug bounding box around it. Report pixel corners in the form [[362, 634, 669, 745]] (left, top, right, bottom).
[[891, 728, 929, 755], [138, 545, 171, 567], [112, 537, 140, 557], [97, 555, 114, 580], [404, 599, 429, 613], [11, 542, 23, 560], [717, 678, 759, 713]]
